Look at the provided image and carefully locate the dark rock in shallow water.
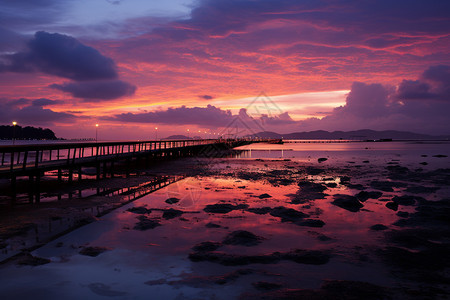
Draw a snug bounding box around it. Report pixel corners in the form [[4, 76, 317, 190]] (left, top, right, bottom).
[[405, 186, 439, 194], [133, 216, 161, 231], [346, 183, 365, 190], [370, 224, 388, 231], [222, 230, 265, 246], [17, 253, 51, 266], [306, 166, 325, 175], [258, 193, 272, 199], [79, 246, 110, 257], [326, 182, 337, 188], [252, 281, 282, 291], [204, 203, 249, 214], [298, 180, 327, 192], [297, 219, 325, 227], [127, 206, 150, 214], [331, 195, 363, 212], [205, 222, 221, 228], [189, 249, 329, 266], [340, 176, 351, 183], [269, 206, 309, 222], [162, 208, 183, 219], [432, 154, 448, 158], [396, 211, 409, 218], [318, 157, 328, 163], [385, 202, 398, 211], [392, 195, 425, 206], [356, 191, 383, 202], [192, 241, 222, 252], [165, 197, 180, 204], [370, 180, 407, 192], [247, 207, 272, 215], [282, 249, 330, 265], [419, 162, 428, 165]]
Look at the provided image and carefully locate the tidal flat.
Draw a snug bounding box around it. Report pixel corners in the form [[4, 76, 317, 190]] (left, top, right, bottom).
[[0, 141, 449, 299]]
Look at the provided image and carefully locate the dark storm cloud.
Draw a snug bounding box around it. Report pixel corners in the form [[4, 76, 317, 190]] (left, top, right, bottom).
[[50, 80, 136, 101], [0, 98, 76, 125], [198, 95, 214, 100], [32, 98, 61, 107], [0, 31, 118, 80]]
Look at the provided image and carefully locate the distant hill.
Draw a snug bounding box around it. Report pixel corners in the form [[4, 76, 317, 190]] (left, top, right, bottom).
[[0, 125, 57, 140], [165, 135, 192, 140], [247, 129, 450, 140]]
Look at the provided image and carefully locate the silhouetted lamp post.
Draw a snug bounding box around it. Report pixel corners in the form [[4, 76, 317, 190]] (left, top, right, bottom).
[[12, 121, 17, 145], [187, 129, 190, 139], [95, 124, 99, 142], [155, 127, 158, 140]]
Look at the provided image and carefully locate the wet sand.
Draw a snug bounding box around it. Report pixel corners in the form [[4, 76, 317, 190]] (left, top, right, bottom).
[[0, 142, 449, 299]]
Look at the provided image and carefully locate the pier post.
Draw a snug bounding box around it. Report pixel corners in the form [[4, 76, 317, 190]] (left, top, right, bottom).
[[35, 172, 41, 203], [10, 175, 16, 205], [28, 175, 34, 203]]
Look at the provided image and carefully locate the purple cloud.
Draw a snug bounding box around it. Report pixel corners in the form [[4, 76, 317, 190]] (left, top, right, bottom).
[[297, 65, 450, 134], [50, 80, 136, 101], [0, 31, 117, 80], [0, 98, 77, 125]]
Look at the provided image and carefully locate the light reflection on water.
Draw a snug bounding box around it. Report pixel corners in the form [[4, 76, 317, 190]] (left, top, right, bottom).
[[0, 141, 449, 299]]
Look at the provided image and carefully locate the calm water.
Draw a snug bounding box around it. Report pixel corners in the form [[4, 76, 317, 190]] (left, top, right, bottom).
[[0, 141, 449, 299]]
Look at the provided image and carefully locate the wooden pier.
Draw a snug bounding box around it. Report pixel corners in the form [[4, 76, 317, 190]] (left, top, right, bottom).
[[0, 139, 257, 204]]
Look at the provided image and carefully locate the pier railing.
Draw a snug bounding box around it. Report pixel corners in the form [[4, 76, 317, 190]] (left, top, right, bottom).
[[0, 139, 259, 176]]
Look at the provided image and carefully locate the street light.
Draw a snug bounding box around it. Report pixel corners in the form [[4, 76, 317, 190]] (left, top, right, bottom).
[[12, 121, 17, 145], [155, 127, 158, 140], [95, 124, 99, 142], [187, 129, 190, 139]]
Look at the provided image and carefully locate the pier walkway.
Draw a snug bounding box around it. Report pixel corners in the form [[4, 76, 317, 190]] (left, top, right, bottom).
[[0, 138, 259, 203]]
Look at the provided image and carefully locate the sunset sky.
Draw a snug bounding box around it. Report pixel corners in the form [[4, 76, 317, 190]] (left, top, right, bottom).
[[1, 0, 450, 139]]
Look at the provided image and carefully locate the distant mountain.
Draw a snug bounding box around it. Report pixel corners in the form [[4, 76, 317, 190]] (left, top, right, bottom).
[[165, 135, 192, 140], [0, 125, 57, 140], [247, 129, 450, 140]]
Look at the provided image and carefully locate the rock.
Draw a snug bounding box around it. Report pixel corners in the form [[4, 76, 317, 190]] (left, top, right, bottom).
[[252, 281, 282, 291], [419, 162, 428, 165], [405, 186, 439, 194], [79, 246, 110, 257], [269, 206, 309, 222], [432, 154, 448, 158], [165, 197, 180, 204], [306, 166, 325, 175], [298, 181, 327, 192], [127, 206, 150, 214], [370, 180, 407, 192], [258, 193, 272, 199], [326, 182, 337, 188], [189, 249, 329, 266], [331, 195, 363, 212], [192, 241, 222, 252], [222, 230, 265, 246], [17, 253, 51, 266], [385, 202, 398, 211], [356, 191, 382, 202], [297, 219, 325, 227], [205, 222, 221, 228], [370, 224, 388, 231], [340, 176, 351, 183], [133, 216, 161, 231], [247, 207, 272, 215], [396, 211, 409, 218], [282, 249, 330, 265], [318, 158, 328, 163], [392, 195, 424, 206], [204, 203, 249, 214], [162, 208, 183, 219]]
